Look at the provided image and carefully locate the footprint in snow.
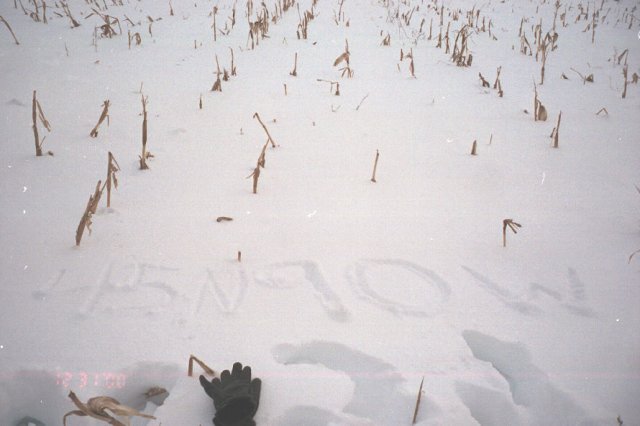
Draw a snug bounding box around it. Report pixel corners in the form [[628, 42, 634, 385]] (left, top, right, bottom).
[[461, 330, 604, 425], [272, 341, 439, 425]]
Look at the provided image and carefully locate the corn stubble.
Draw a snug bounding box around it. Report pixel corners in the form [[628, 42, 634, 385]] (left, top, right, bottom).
[[139, 94, 153, 169], [333, 39, 354, 78], [75, 180, 103, 246], [371, 150, 380, 183], [550, 111, 562, 148], [247, 113, 278, 194], [502, 219, 522, 247], [104, 151, 120, 208], [32, 90, 53, 156], [89, 100, 110, 138]]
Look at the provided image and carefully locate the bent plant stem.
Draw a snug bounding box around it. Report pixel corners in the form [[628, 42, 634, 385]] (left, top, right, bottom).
[[75, 180, 103, 246], [90, 100, 110, 137], [0, 15, 20, 44], [104, 151, 120, 208], [502, 218, 522, 247], [188, 354, 215, 377], [253, 112, 277, 147], [32, 90, 51, 156]]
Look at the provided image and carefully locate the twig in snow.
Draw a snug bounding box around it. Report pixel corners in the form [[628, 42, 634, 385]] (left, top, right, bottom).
[[253, 112, 277, 147], [502, 219, 522, 247], [412, 377, 424, 424], [0, 15, 20, 45], [371, 150, 380, 183], [355, 93, 369, 110], [188, 354, 215, 377], [90, 100, 110, 137]]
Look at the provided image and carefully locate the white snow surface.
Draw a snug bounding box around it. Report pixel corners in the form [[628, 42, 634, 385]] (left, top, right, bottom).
[[0, 0, 639, 424]]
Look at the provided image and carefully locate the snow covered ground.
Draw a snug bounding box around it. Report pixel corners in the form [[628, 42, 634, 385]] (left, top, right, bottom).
[[0, 0, 639, 424]]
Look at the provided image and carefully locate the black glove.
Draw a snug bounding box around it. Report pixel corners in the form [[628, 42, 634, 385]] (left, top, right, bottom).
[[199, 362, 262, 426]]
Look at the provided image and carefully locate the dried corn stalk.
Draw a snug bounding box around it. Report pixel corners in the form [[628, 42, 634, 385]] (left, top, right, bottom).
[[32, 90, 52, 156], [229, 47, 237, 76], [479, 73, 490, 88], [247, 165, 261, 194], [212, 54, 222, 91], [0, 15, 20, 45], [502, 219, 522, 247], [570, 67, 593, 84], [290, 52, 298, 76], [63, 391, 155, 426], [371, 150, 379, 183], [90, 100, 110, 138], [103, 151, 120, 207], [622, 63, 628, 99], [334, 39, 353, 78], [451, 24, 472, 66], [61, 1, 80, 28], [533, 83, 547, 121], [188, 354, 215, 377], [75, 180, 103, 246], [253, 112, 277, 147], [139, 94, 152, 169], [550, 111, 561, 148], [402, 48, 416, 78]]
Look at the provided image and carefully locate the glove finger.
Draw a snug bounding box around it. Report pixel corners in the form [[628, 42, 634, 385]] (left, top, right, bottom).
[[199, 375, 221, 401], [220, 369, 231, 384], [250, 378, 262, 408], [231, 362, 244, 379], [241, 365, 252, 382]]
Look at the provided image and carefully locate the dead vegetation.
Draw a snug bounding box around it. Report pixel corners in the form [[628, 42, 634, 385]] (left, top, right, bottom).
[[290, 52, 298, 76], [451, 24, 472, 66], [89, 100, 110, 138], [89, 8, 121, 39], [0, 15, 20, 45], [334, 39, 354, 78], [212, 54, 223, 91], [370, 150, 380, 183], [317, 79, 340, 95], [31, 90, 53, 157], [128, 30, 142, 48], [104, 152, 120, 208], [187, 354, 215, 377], [550, 111, 562, 148], [61, 1, 80, 28], [412, 377, 424, 424], [570, 67, 594, 84], [533, 83, 547, 121], [297, 3, 317, 40], [64, 391, 155, 426], [139, 94, 153, 169], [502, 219, 522, 247], [247, 113, 278, 194], [400, 48, 416, 78], [75, 180, 103, 246], [381, 32, 390, 46]]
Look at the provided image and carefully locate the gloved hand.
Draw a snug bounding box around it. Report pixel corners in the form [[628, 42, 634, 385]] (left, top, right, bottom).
[[199, 362, 262, 426]]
